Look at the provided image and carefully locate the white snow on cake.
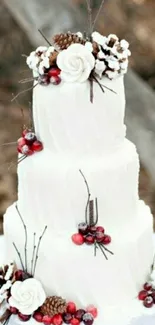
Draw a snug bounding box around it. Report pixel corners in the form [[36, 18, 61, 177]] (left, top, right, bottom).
[[2, 28, 155, 325]]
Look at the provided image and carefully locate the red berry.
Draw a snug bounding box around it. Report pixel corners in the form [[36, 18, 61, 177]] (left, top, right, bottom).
[[18, 313, 31, 322], [75, 309, 86, 321], [24, 132, 36, 145], [78, 222, 89, 235], [138, 290, 148, 301], [62, 313, 73, 324], [95, 231, 105, 243], [21, 144, 33, 156], [42, 315, 53, 325], [85, 235, 95, 245], [70, 318, 80, 325], [52, 314, 63, 325], [50, 76, 61, 85], [67, 302, 76, 314], [48, 68, 61, 78], [88, 226, 97, 234], [14, 270, 24, 281], [10, 307, 18, 314], [86, 306, 98, 318], [102, 234, 111, 245], [143, 282, 152, 291], [96, 226, 105, 233], [18, 137, 26, 146], [33, 311, 43, 323], [31, 140, 43, 152], [71, 233, 84, 245], [82, 313, 94, 325], [143, 296, 154, 308]]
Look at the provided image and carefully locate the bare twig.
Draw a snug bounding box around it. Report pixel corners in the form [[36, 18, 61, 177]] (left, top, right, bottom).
[[97, 243, 108, 260], [11, 83, 39, 102], [33, 226, 47, 276], [92, 0, 105, 30], [90, 77, 94, 103], [13, 242, 25, 270], [94, 197, 99, 225], [38, 29, 52, 46], [19, 78, 34, 84], [0, 142, 17, 147], [85, 0, 93, 37], [101, 243, 114, 255], [79, 169, 91, 224], [15, 204, 28, 272], [31, 233, 36, 275]]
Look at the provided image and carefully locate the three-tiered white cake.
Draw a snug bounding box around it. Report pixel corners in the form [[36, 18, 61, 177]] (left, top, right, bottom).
[[3, 31, 154, 325]]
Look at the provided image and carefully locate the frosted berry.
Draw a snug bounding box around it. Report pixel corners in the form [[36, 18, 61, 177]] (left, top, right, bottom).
[[143, 282, 152, 291], [21, 144, 33, 156], [67, 302, 76, 314], [42, 315, 53, 325], [96, 226, 105, 233], [33, 311, 43, 323], [85, 235, 95, 245], [50, 76, 61, 85], [48, 68, 61, 78], [86, 305, 98, 318], [89, 226, 97, 234], [17, 137, 26, 152], [150, 290, 155, 302], [18, 313, 31, 322], [38, 75, 50, 85], [10, 307, 18, 314], [72, 233, 84, 245], [14, 269, 24, 281], [62, 313, 73, 324], [143, 296, 154, 308], [52, 314, 63, 325], [24, 132, 36, 145], [95, 231, 105, 243], [70, 318, 80, 325], [82, 312, 94, 325], [31, 140, 43, 152], [75, 309, 86, 321], [138, 290, 148, 301], [78, 222, 89, 235], [102, 234, 111, 245]]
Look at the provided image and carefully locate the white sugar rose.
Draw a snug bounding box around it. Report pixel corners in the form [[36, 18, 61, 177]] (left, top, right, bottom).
[[57, 44, 95, 83], [9, 278, 46, 315]]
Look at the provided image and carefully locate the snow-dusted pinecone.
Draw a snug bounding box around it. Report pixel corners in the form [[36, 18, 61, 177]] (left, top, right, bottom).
[[40, 296, 67, 317], [53, 32, 85, 50]]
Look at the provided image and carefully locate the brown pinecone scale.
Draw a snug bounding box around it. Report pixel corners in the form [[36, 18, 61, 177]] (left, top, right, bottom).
[[53, 32, 85, 50], [40, 296, 67, 317]]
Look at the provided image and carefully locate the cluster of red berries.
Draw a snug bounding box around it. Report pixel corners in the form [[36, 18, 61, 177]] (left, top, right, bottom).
[[38, 67, 61, 86], [17, 129, 43, 156], [10, 295, 97, 325], [138, 282, 155, 308], [72, 222, 111, 246]]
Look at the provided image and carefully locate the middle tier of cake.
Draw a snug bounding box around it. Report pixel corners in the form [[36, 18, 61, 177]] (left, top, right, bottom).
[[18, 139, 139, 233]]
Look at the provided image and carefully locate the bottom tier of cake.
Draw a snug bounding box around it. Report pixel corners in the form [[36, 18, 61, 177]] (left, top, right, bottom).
[[4, 200, 154, 325]]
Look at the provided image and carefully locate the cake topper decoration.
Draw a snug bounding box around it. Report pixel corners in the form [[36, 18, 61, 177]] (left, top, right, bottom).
[[71, 170, 114, 260], [138, 255, 155, 308]]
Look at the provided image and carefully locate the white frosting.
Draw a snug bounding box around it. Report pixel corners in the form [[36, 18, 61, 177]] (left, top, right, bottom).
[[57, 44, 95, 82], [33, 76, 126, 155], [3, 201, 154, 316], [15, 140, 139, 233], [9, 279, 46, 315]]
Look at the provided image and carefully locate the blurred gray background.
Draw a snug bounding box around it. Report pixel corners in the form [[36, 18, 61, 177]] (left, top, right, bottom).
[[0, 0, 155, 233]]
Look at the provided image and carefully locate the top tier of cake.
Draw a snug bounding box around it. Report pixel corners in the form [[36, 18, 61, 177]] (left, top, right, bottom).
[[33, 76, 126, 155]]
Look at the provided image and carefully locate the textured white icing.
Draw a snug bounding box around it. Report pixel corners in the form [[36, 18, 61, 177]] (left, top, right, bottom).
[[33, 76, 126, 155], [4, 201, 154, 317], [16, 139, 139, 233]]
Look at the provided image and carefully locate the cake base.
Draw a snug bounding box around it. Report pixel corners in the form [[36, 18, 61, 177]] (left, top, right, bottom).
[[0, 236, 155, 325]]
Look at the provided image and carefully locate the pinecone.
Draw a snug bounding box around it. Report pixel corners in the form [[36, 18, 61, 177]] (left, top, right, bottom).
[[40, 296, 67, 317], [53, 32, 85, 50], [49, 51, 59, 66]]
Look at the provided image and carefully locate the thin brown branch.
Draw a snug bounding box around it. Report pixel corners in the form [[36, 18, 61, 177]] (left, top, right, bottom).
[[38, 29, 52, 46], [15, 204, 28, 272], [92, 0, 105, 30], [11, 83, 39, 102], [33, 226, 47, 276], [85, 0, 93, 37], [79, 169, 91, 224], [13, 242, 25, 270]]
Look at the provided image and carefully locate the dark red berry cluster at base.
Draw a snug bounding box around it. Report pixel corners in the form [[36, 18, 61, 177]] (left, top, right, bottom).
[[38, 68, 61, 86], [72, 222, 111, 246], [9, 301, 97, 325], [138, 282, 155, 308], [17, 128, 43, 156]]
